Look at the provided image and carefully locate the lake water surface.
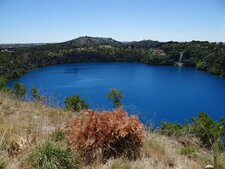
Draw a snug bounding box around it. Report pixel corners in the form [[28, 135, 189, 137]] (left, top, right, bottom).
[[7, 62, 225, 124]]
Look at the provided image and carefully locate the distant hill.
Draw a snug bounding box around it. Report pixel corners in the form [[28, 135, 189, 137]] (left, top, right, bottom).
[[62, 36, 161, 49], [63, 36, 124, 46]]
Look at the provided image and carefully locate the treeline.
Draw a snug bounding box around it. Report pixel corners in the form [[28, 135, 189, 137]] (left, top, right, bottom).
[[0, 37, 225, 80], [158, 41, 225, 75]]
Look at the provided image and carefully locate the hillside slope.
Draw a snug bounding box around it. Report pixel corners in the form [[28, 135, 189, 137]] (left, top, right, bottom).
[[0, 92, 220, 169], [63, 36, 124, 46]]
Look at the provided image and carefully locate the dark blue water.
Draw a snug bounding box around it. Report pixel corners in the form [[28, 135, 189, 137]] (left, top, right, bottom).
[[7, 62, 225, 124]]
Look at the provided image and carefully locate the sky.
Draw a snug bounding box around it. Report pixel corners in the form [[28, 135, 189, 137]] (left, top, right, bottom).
[[0, 0, 225, 43]]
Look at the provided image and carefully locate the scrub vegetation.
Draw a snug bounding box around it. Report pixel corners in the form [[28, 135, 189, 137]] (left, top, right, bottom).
[[0, 87, 224, 169]]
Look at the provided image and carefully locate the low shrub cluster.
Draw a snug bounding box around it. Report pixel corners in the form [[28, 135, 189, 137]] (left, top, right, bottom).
[[64, 94, 88, 112], [180, 145, 197, 157], [27, 140, 77, 169], [160, 112, 225, 148], [65, 108, 145, 160]]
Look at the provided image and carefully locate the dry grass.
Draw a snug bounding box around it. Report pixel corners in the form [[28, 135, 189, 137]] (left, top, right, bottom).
[[0, 91, 219, 169], [0, 92, 75, 168], [65, 109, 144, 161]]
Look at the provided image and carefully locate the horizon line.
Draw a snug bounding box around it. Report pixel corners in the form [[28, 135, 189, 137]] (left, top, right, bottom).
[[0, 36, 224, 45]]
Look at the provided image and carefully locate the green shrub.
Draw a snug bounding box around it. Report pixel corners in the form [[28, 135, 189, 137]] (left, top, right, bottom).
[[27, 140, 77, 169], [191, 112, 224, 148], [13, 82, 26, 99], [50, 130, 66, 142], [180, 145, 197, 156], [160, 121, 186, 137], [0, 87, 13, 94], [160, 112, 225, 148], [64, 94, 88, 111]]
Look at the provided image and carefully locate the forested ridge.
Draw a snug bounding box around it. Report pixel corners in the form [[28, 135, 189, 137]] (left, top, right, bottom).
[[1, 36, 225, 80]]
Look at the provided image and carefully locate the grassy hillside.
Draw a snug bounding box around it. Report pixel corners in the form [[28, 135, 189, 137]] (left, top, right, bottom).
[[0, 91, 224, 169]]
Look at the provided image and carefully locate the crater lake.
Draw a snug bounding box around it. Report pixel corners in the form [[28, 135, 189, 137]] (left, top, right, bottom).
[[7, 62, 225, 124]]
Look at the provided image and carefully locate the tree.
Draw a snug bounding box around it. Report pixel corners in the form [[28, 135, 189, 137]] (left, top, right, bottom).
[[64, 94, 88, 111], [107, 88, 124, 108], [0, 76, 6, 89], [31, 85, 41, 101], [13, 82, 26, 99], [196, 61, 207, 70]]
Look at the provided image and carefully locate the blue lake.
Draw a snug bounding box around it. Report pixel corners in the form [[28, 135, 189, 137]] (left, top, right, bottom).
[[7, 62, 225, 124]]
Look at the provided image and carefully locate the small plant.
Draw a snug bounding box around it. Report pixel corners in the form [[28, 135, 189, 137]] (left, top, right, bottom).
[[27, 140, 77, 169], [0, 158, 6, 169], [107, 88, 124, 108], [64, 94, 88, 111], [65, 108, 144, 160], [50, 130, 66, 142], [13, 82, 26, 99], [160, 121, 185, 137], [31, 85, 41, 101], [181, 145, 197, 156]]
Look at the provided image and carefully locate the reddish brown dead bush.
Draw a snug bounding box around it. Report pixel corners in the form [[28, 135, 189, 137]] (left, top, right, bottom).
[[65, 108, 145, 160]]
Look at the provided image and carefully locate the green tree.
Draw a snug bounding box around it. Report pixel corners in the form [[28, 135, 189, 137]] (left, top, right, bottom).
[[196, 61, 207, 70], [107, 88, 124, 108], [31, 85, 41, 101], [13, 82, 26, 99], [0, 77, 6, 89], [64, 94, 88, 111]]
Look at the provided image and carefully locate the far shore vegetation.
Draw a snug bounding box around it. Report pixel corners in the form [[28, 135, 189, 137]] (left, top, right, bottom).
[[1, 37, 225, 81]]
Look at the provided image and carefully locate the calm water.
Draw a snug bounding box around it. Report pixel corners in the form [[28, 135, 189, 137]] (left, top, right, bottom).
[[7, 62, 225, 124]]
